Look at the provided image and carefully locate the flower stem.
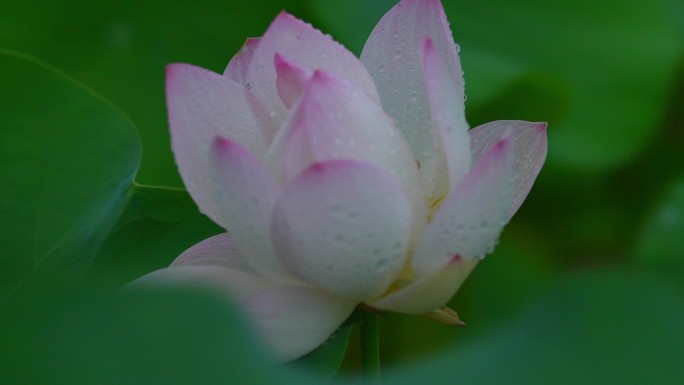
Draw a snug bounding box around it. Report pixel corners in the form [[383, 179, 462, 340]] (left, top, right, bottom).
[[360, 310, 381, 383]]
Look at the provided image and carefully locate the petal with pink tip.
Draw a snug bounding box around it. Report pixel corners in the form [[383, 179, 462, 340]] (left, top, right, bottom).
[[370, 257, 477, 314], [242, 12, 380, 125], [128, 266, 354, 361], [274, 53, 313, 108], [225, 37, 260, 84], [167, 64, 271, 226], [361, 0, 465, 199], [469, 120, 548, 220], [245, 285, 356, 361], [271, 160, 412, 301], [421, 37, 471, 189], [170, 233, 256, 274], [208, 137, 293, 282], [412, 135, 514, 277], [265, 70, 426, 234]]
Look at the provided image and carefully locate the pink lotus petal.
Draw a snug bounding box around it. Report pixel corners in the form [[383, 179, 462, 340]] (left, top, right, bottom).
[[469, 120, 548, 220], [241, 12, 380, 126], [274, 53, 313, 108], [166, 64, 272, 226], [129, 266, 354, 361], [265, 70, 426, 236], [361, 0, 464, 200], [411, 135, 514, 277], [170, 233, 255, 274], [225, 37, 260, 84], [421, 37, 471, 190], [370, 257, 477, 314], [279, 70, 415, 183], [271, 160, 412, 301], [245, 285, 356, 361], [209, 137, 294, 282]]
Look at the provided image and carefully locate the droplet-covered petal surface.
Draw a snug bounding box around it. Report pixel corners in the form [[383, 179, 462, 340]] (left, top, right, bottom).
[[271, 160, 412, 301], [148, 0, 548, 362]]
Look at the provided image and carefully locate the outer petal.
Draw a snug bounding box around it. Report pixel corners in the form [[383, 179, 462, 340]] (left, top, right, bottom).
[[129, 265, 272, 298], [370, 257, 477, 314], [225, 37, 260, 84], [265, 70, 426, 235], [167, 64, 271, 226], [361, 0, 464, 199], [171, 233, 255, 274], [421, 37, 471, 190], [469, 120, 547, 220], [129, 266, 355, 361], [241, 12, 381, 126], [271, 160, 412, 301], [412, 135, 514, 277], [208, 137, 294, 282], [244, 285, 356, 361]]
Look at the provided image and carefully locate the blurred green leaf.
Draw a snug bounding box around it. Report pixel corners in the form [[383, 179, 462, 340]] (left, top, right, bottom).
[[0, 50, 141, 302], [308, 0, 681, 171], [292, 310, 362, 379], [89, 184, 222, 287], [634, 179, 684, 284], [0, 282, 306, 385], [383, 269, 684, 385], [663, 0, 684, 37]]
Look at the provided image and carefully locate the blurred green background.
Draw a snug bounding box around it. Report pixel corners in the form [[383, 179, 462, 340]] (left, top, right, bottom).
[[1, 0, 684, 383]]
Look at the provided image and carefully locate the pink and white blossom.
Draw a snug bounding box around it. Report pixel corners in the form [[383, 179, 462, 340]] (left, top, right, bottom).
[[131, 0, 547, 361]]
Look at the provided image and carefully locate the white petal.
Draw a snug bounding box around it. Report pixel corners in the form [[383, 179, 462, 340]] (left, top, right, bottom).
[[170, 233, 255, 274], [264, 70, 426, 236], [245, 285, 356, 361], [271, 160, 412, 301], [370, 257, 477, 314], [421, 37, 471, 190], [361, 0, 465, 199], [274, 53, 313, 109], [225, 37, 260, 84], [166, 64, 271, 226], [208, 137, 294, 282], [412, 135, 514, 277], [129, 266, 355, 361], [128, 265, 272, 299], [242, 12, 380, 127], [469, 120, 548, 220]]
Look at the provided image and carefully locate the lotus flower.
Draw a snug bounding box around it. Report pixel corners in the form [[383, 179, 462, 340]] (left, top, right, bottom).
[[131, 0, 547, 361]]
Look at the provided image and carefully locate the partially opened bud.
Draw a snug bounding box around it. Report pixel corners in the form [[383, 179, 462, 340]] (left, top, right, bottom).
[[131, 0, 547, 361]]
